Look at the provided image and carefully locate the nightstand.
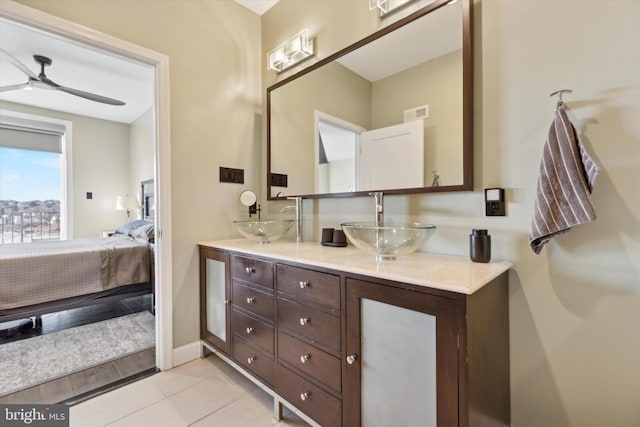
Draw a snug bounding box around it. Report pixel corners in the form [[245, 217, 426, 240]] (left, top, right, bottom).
[[101, 230, 115, 238]]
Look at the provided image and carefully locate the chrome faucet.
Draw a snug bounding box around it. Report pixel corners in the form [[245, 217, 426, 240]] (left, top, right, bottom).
[[281, 196, 302, 243], [369, 192, 384, 226]]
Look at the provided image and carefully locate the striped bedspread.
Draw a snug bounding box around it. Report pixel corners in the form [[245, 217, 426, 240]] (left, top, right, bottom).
[[530, 106, 599, 254], [0, 236, 151, 310]]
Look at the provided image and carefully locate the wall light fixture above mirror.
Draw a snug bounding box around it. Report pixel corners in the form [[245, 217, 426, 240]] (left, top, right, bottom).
[[267, 0, 472, 200], [267, 29, 314, 73]]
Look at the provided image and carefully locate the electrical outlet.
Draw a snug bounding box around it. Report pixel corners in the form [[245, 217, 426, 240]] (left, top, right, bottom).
[[271, 173, 288, 187], [219, 167, 244, 184]]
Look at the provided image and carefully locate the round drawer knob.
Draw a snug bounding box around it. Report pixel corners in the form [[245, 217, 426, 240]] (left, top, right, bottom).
[[246, 327, 254, 334], [247, 356, 256, 364], [299, 280, 310, 289], [300, 354, 311, 363], [246, 297, 256, 304], [300, 391, 311, 401], [245, 266, 255, 274], [299, 317, 310, 326], [346, 354, 359, 365]]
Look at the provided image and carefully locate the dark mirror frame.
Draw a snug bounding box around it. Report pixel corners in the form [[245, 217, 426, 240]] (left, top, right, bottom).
[[267, 0, 472, 200]]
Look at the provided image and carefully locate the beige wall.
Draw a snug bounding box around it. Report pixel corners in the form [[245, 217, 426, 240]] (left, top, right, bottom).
[[263, 1, 640, 426], [12, 0, 263, 349], [0, 100, 130, 236]]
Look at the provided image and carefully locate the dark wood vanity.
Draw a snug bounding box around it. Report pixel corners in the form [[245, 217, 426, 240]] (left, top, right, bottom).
[[201, 0, 486, 423], [199, 240, 511, 427]]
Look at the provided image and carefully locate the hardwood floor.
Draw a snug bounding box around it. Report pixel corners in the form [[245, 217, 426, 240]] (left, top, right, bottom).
[[0, 294, 153, 343], [0, 295, 156, 404]]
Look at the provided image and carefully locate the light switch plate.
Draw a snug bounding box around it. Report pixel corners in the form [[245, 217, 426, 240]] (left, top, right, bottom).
[[485, 188, 505, 216]]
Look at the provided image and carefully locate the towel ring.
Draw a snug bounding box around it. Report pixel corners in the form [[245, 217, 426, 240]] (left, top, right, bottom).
[[550, 89, 573, 107]]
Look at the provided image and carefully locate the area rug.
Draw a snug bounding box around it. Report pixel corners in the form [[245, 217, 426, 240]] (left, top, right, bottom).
[[0, 311, 155, 396]]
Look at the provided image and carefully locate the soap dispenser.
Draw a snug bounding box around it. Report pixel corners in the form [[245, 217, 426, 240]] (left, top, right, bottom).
[[470, 229, 491, 263]]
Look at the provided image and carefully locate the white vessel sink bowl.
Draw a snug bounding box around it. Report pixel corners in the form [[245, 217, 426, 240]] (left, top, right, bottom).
[[233, 220, 294, 244], [341, 222, 436, 261]]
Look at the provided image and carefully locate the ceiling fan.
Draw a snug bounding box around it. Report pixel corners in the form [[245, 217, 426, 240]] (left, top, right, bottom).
[[0, 49, 125, 106]]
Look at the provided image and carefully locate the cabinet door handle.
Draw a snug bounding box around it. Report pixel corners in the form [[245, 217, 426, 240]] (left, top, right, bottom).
[[299, 280, 310, 289], [246, 297, 256, 304], [299, 317, 310, 326], [245, 266, 255, 274], [300, 391, 311, 401], [346, 354, 359, 364], [300, 354, 311, 363], [247, 356, 256, 364], [246, 327, 254, 334]]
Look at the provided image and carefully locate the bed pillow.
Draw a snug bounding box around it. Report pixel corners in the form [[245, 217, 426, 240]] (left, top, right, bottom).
[[115, 219, 153, 235], [129, 223, 155, 243]]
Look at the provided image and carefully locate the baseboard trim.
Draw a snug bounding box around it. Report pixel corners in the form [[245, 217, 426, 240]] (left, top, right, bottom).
[[171, 341, 202, 367]]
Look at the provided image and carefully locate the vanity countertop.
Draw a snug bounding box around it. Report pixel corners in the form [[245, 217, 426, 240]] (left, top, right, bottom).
[[199, 239, 512, 295]]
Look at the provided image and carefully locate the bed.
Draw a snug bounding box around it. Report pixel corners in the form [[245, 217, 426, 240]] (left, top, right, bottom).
[[0, 220, 155, 325]]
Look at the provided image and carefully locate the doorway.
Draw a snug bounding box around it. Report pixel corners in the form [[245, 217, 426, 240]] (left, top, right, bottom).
[[314, 111, 365, 194], [0, 0, 172, 392]]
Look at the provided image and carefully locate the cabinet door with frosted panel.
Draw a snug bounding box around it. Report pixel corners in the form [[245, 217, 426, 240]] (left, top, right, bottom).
[[344, 278, 459, 427], [199, 247, 231, 355]]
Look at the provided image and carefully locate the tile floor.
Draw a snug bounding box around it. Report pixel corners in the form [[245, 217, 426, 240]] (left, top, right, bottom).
[[70, 355, 311, 427]]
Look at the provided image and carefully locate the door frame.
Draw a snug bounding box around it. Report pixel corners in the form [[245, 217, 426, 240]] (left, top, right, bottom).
[[0, 1, 174, 370], [313, 111, 366, 194]]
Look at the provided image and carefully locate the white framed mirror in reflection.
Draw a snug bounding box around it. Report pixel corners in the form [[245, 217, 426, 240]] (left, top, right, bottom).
[[267, 0, 472, 200]]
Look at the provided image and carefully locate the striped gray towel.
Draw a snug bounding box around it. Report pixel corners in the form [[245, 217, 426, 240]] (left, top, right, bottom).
[[530, 106, 599, 254]]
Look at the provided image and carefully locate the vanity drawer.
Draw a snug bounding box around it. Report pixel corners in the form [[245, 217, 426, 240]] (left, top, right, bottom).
[[277, 264, 340, 311], [232, 281, 274, 321], [230, 254, 274, 289], [233, 336, 274, 385], [232, 309, 274, 354], [276, 364, 342, 427], [277, 330, 341, 393], [277, 297, 341, 353]]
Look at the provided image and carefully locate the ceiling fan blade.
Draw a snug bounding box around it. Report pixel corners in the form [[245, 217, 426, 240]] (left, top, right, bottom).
[[0, 49, 39, 80], [0, 82, 31, 92], [2, 51, 126, 106], [56, 85, 126, 106]]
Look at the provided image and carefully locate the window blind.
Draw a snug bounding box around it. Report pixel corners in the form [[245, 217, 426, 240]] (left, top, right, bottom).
[[0, 125, 63, 153]]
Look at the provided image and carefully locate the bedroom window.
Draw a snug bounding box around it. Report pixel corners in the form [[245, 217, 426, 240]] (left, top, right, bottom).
[[0, 119, 69, 243]]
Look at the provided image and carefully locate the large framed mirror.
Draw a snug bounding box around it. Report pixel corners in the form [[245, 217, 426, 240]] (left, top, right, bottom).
[[267, 0, 472, 200]]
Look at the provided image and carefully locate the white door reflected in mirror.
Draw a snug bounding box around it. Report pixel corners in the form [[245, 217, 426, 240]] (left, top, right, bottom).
[[358, 121, 424, 191], [316, 118, 424, 193]]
